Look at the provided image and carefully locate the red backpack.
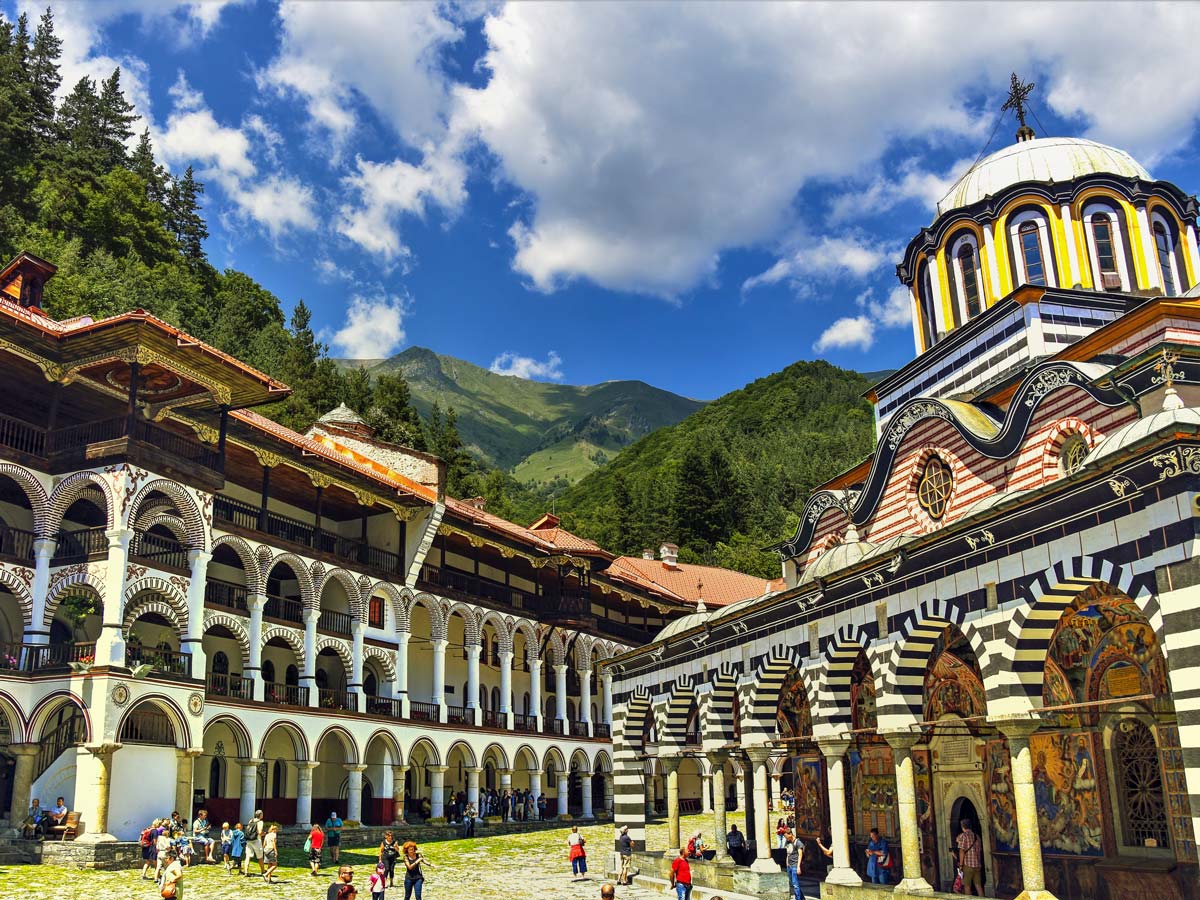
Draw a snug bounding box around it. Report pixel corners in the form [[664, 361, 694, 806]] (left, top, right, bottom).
[[140, 827, 154, 848]]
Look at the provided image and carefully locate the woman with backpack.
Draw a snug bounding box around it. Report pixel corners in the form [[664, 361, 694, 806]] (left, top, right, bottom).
[[140, 818, 161, 880], [567, 825, 587, 880], [308, 822, 326, 876]]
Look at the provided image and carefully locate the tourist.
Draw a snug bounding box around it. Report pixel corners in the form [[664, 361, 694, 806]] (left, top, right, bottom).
[[327, 864, 355, 900], [154, 823, 173, 882], [402, 841, 435, 900], [219, 821, 233, 871], [686, 830, 704, 859], [725, 824, 746, 866], [463, 801, 477, 837], [326, 809, 344, 863], [601, 883, 616, 900], [379, 829, 400, 886], [48, 796, 68, 829], [815, 833, 833, 860], [367, 860, 389, 900], [174, 830, 193, 867], [338, 886, 358, 900], [538, 793, 547, 820], [957, 819, 984, 896], [139, 818, 160, 879], [617, 824, 633, 885], [309, 821, 326, 876], [21, 798, 44, 839], [243, 810, 265, 876], [865, 828, 890, 885], [192, 808, 214, 863], [776, 818, 788, 850], [161, 848, 184, 900], [263, 823, 279, 883], [169, 810, 184, 833], [567, 825, 588, 880], [784, 830, 805, 900], [669, 846, 692, 900], [229, 822, 246, 875], [419, 797, 431, 820]]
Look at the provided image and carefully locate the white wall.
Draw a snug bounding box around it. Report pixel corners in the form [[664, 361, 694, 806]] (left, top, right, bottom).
[[30, 747, 76, 816], [109, 744, 177, 840]]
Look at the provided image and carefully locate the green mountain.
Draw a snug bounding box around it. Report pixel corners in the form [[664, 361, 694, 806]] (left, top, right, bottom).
[[338, 348, 705, 483], [549, 359, 878, 577]]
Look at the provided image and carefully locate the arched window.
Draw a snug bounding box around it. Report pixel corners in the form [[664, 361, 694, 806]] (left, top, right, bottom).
[[1060, 434, 1089, 477], [916, 456, 953, 520], [212, 651, 229, 676], [1083, 202, 1133, 291], [208, 757, 224, 799], [1115, 719, 1169, 848], [949, 234, 984, 321], [1018, 221, 1046, 285], [523, 692, 531, 716], [364, 671, 378, 697], [1153, 218, 1181, 296], [271, 760, 284, 799], [1092, 214, 1118, 283], [917, 263, 938, 350], [491, 686, 500, 711], [261, 660, 276, 684], [285, 664, 298, 686], [1008, 209, 1056, 288]]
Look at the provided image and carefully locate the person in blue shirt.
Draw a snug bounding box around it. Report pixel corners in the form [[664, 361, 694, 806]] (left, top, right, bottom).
[[865, 828, 889, 884], [325, 811, 343, 864]]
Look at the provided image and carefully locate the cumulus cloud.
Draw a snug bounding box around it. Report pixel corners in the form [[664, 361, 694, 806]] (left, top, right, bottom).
[[814, 286, 913, 354], [815, 316, 875, 353], [489, 351, 565, 381], [828, 155, 977, 223], [742, 234, 897, 297], [329, 293, 409, 359]]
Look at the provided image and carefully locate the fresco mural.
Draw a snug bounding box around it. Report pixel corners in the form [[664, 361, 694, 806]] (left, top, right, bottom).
[[1158, 724, 1197, 863], [777, 670, 812, 739], [1029, 730, 1105, 855], [986, 738, 1019, 853], [793, 756, 825, 837], [923, 639, 985, 722], [850, 652, 877, 732], [913, 747, 939, 887], [849, 745, 896, 838]]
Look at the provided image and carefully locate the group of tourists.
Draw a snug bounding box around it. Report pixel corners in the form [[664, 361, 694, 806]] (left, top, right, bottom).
[[442, 787, 544, 824], [324, 844, 437, 900], [18, 796, 69, 838]]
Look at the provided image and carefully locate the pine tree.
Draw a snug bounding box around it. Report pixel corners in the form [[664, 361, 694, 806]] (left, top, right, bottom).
[[28, 7, 61, 149], [610, 471, 636, 553], [366, 371, 427, 451], [129, 129, 168, 206], [54, 75, 104, 181], [96, 68, 136, 170], [342, 367, 373, 416], [428, 401, 472, 495], [166, 166, 208, 263]]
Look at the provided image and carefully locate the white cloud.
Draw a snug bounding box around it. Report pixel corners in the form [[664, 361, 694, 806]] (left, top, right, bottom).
[[227, 176, 318, 237], [829, 155, 976, 223], [742, 234, 897, 296], [489, 350, 565, 382], [815, 317, 874, 353], [329, 293, 409, 359], [814, 285, 913, 354]]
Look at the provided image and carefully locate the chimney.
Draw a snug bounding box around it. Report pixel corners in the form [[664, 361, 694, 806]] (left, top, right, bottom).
[[659, 542, 679, 567], [641, 548, 654, 560]]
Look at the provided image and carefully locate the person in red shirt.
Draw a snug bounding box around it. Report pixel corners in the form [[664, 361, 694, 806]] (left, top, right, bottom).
[[670, 846, 692, 900], [308, 823, 326, 877]]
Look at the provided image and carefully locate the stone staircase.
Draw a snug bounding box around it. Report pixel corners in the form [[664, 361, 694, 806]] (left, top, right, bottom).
[[0, 837, 40, 866]]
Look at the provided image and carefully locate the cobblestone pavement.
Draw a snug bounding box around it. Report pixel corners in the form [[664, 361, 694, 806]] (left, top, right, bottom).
[[0, 815, 720, 900]]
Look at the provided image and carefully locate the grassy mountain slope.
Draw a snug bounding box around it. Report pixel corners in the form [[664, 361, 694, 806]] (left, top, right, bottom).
[[338, 348, 704, 481]]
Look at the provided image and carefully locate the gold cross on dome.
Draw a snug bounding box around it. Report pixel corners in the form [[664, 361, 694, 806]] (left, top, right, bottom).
[[1001, 72, 1036, 129]]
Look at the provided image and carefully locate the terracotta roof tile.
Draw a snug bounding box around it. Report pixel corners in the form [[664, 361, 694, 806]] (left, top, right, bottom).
[[608, 556, 777, 607]]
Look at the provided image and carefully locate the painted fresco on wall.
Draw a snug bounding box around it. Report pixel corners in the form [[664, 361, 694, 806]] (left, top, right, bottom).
[[1043, 658, 1080, 728], [777, 670, 813, 739], [913, 747, 939, 887], [848, 745, 896, 837], [793, 756, 825, 837], [851, 653, 877, 732], [1159, 724, 1199, 863], [1029, 730, 1104, 855], [985, 738, 1019, 853], [923, 647, 985, 722]]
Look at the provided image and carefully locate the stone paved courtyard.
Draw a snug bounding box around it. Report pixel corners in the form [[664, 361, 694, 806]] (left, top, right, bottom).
[[0, 815, 730, 900]]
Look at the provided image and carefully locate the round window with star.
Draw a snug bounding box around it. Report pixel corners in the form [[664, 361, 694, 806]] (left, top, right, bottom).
[[916, 456, 953, 520], [1059, 433, 1088, 477]]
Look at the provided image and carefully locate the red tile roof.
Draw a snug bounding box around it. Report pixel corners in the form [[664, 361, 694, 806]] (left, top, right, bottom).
[[608, 556, 777, 607]]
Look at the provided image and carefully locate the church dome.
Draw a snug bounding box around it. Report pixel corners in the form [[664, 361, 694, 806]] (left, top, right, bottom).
[[936, 137, 1151, 219], [653, 611, 710, 643]]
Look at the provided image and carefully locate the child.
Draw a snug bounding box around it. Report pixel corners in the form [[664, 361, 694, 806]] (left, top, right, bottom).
[[220, 822, 233, 872], [367, 861, 388, 900], [229, 822, 246, 876], [154, 825, 173, 883], [175, 830, 194, 867], [263, 823, 280, 884]]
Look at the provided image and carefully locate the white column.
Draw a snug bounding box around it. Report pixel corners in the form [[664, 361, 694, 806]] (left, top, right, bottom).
[[817, 737, 862, 886], [580, 667, 593, 736], [247, 594, 266, 701], [747, 748, 776, 873], [431, 638, 448, 722], [466, 643, 482, 726], [239, 759, 261, 826], [581, 771, 594, 819], [25, 537, 56, 643], [396, 631, 410, 716], [1185, 224, 1200, 288], [296, 761, 317, 827], [392, 765, 408, 824], [983, 220, 1003, 300], [466, 767, 481, 819], [1137, 204, 1163, 289], [428, 766, 446, 819], [702, 771, 714, 814], [184, 549, 211, 681], [554, 664, 568, 724], [556, 771, 570, 819], [346, 764, 366, 823], [499, 769, 513, 821], [707, 753, 729, 861], [883, 732, 934, 893], [303, 609, 319, 708], [927, 251, 951, 333], [1060, 203, 1082, 287], [601, 673, 613, 725], [529, 770, 542, 807], [349, 621, 365, 710], [96, 528, 132, 668], [499, 650, 513, 729], [529, 657, 543, 731]]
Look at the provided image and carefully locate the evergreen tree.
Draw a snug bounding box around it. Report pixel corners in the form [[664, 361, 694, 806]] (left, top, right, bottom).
[[366, 371, 427, 451], [54, 75, 105, 182], [428, 402, 473, 496], [342, 367, 373, 416], [28, 7, 61, 149], [209, 270, 286, 359], [609, 471, 636, 553], [129, 129, 168, 206], [96, 68, 136, 170], [167, 166, 208, 263]]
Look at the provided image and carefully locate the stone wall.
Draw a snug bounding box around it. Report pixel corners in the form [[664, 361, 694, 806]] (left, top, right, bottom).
[[823, 884, 964, 900]]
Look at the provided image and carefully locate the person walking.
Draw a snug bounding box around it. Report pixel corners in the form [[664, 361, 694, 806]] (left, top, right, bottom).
[[161, 848, 185, 900], [402, 841, 435, 900], [140, 818, 160, 880], [243, 811, 265, 877], [326, 809, 344, 864], [956, 819, 985, 896], [669, 846, 692, 900], [865, 828, 890, 885], [263, 824, 280, 883], [784, 830, 806, 900], [219, 822, 233, 871], [379, 830, 400, 886], [308, 821, 326, 877], [776, 818, 788, 850], [327, 864, 355, 900], [567, 825, 588, 880], [229, 822, 246, 876], [367, 861, 389, 900], [617, 824, 633, 885]]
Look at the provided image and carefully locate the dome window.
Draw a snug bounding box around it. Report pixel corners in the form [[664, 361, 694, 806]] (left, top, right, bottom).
[[948, 233, 985, 322], [1083, 202, 1133, 292], [957, 245, 983, 317], [1008, 209, 1056, 288], [1152, 215, 1183, 296], [1018, 221, 1047, 285], [916, 456, 953, 520], [1060, 434, 1088, 477]]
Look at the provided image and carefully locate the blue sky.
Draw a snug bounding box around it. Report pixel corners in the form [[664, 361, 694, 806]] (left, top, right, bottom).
[[9, 1, 1200, 400]]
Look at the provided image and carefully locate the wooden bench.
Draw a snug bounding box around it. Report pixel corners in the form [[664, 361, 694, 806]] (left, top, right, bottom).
[[50, 811, 79, 841]]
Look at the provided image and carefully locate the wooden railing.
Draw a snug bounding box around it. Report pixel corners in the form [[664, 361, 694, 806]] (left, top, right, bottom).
[[417, 564, 535, 608], [265, 683, 308, 707], [568, 720, 590, 738], [52, 527, 107, 563], [594, 723, 611, 739], [318, 609, 354, 635], [126, 644, 193, 677], [263, 594, 304, 625], [318, 687, 359, 711], [0, 525, 36, 562], [34, 708, 84, 779], [0, 412, 46, 456], [365, 695, 404, 719], [409, 700, 439, 722], [548, 719, 565, 736], [0, 641, 96, 673], [0, 412, 219, 470], [131, 530, 189, 571], [513, 713, 539, 734], [205, 579, 249, 612], [482, 709, 502, 729], [206, 672, 254, 700], [46, 416, 127, 454], [446, 704, 469, 725]]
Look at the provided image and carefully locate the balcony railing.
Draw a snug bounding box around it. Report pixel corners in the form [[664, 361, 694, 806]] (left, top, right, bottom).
[[0, 412, 220, 471], [263, 594, 304, 625], [265, 682, 308, 707], [0, 525, 36, 563], [131, 530, 190, 571], [206, 672, 254, 700], [410, 700, 439, 722], [365, 695, 404, 719], [318, 687, 359, 711], [569, 720, 590, 738], [126, 644, 193, 677], [318, 608, 354, 635], [213, 494, 402, 575], [0, 412, 46, 456], [594, 723, 611, 739], [446, 704, 469, 725], [513, 713, 538, 734], [482, 709, 502, 729], [205, 579, 249, 612], [52, 526, 107, 564], [548, 719, 565, 736], [417, 564, 534, 608]]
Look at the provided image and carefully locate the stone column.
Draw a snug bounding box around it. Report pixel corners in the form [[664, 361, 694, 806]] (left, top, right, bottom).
[[556, 771, 570, 819], [644, 766, 656, 817], [661, 755, 682, 855], [580, 667, 593, 736], [346, 764, 367, 823], [395, 631, 410, 716], [466, 766, 481, 819], [529, 657, 543, 731], [499, 650, 514, 729], [239, 759, 261, 826], [96, 528, 132, 668], [25, 538, 56, 644], [581, 771, 594, 819], [554, 664, 568, 724], [296, 761, 318, 827], [302, 608, 319, 708], [392, 765, 409, 824], [702, 771, 715, 814], [175, 749, 202, 820], [76, 742, 120, 842], [769, 772, 782, 813], [349, 621, 365, 708], [707, 752, 729, 861], [735, 768, 746, 812], [466, 644, 482, 726], [499, 769, 513, 820], [601, 672, 614, 725], [428, 766, 447, 819], [529, 769, 542, 807], [7, 743, 38, 827], [247, 594, 266, 701], [431, 638, 448, 722], [817, 737, 862, 886], [994, 719, 1057, 900], [883, 731, 934, 893], [746, 747, 776, 873], [184, 549, 211, 681]]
